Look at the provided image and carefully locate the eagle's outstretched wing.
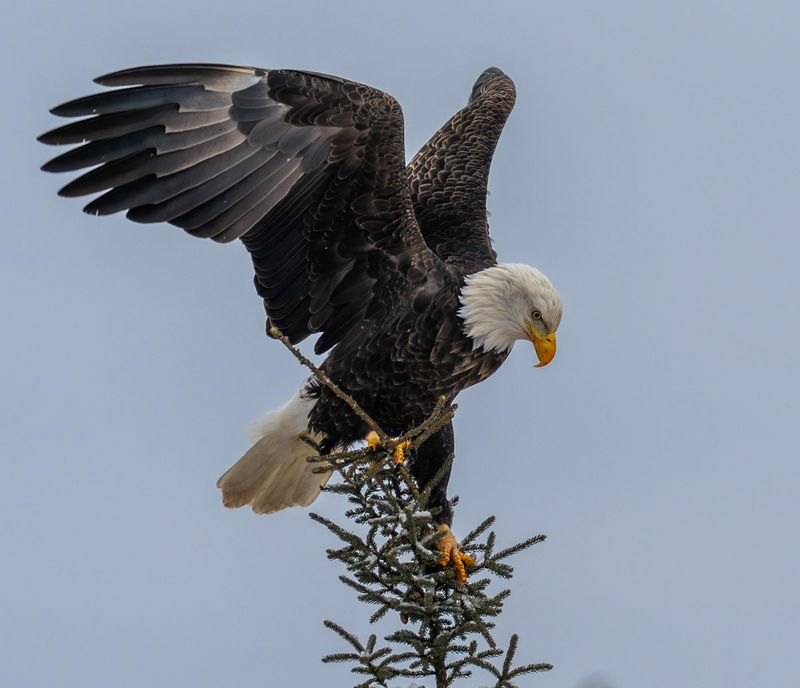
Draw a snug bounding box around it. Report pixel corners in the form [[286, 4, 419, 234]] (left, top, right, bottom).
[[40, 64, 441, 353], [407, 67, 516, 271]]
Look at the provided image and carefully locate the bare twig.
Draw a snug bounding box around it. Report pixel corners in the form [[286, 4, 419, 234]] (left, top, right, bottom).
[[270, 326, 388, 441]]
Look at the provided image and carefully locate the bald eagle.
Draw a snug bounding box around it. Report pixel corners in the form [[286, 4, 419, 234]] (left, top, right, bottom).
[[40, 64, 562, 570]]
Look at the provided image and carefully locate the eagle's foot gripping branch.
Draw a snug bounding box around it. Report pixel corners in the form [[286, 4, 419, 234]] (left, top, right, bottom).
[[435, 523, 476, 585], [366, 430, 411, 465]]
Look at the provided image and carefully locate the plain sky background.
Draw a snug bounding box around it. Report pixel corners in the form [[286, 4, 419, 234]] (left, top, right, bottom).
[[2, 1, 798, 687]]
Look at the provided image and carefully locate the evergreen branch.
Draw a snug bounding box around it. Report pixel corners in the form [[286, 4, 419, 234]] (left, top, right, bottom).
[[308, 512, 367, 549], [501, 633, 518, 676], [321, 652, 361, 664], [323, 619, 364, 653], [461, 516, 496, 546], [494, 534, 547, 561], [508, 662, 554, 678], [484, 634, 553, 688]]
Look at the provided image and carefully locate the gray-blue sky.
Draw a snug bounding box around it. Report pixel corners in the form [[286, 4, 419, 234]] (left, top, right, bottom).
[[3, 2, 798, 687]]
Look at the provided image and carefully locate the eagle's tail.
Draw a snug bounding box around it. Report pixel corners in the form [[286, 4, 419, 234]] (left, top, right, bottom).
[[216, 389, 329, 514]]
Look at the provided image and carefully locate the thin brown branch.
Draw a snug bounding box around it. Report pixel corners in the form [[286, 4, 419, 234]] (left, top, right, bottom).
[[270, 326, 388, 441], [410, 396, 456, 446]]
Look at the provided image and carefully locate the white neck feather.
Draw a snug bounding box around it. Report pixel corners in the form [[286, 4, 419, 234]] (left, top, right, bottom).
[[457, 263, 562, 353]]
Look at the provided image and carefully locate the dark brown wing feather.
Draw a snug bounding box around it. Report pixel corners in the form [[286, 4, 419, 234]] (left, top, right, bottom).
[[40, 63, 441, 353], [407, 67, 516, 271]]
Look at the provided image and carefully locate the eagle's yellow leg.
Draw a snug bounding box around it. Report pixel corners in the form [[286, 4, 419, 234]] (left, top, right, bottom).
[[435, 524, 476, 584], [365, 432, 411, 465]]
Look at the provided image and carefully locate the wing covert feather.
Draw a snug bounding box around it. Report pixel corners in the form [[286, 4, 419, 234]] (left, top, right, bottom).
[[407, 67, 516, 271]]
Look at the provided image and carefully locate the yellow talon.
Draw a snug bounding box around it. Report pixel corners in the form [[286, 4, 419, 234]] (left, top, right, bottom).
[[393, 440, 411, 464], [435, 524, 476, 584], [366, 431, 381, 450], [365, 432, 411, 465]]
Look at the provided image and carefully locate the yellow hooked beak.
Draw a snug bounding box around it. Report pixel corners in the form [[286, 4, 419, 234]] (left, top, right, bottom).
[[525, 320, 557, 368]]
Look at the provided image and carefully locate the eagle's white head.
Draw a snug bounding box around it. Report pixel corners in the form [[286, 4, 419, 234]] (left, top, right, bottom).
[[457, 263, 562, 365]]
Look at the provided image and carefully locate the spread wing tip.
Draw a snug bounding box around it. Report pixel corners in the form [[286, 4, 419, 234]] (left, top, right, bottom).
[[94, 63, 265, 87], [469, 67, 514, 103], [37, 130, 57, 146]]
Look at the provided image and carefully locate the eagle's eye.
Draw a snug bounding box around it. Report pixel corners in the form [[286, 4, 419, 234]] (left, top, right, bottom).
[[531, 309, 542, 320]]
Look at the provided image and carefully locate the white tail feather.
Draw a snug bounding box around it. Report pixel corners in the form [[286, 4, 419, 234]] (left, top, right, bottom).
[[216, 390, 329, 514]]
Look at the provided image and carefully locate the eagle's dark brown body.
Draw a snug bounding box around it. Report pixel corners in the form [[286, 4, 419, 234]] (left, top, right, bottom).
[[40, 63, 518, 522], [310, 274, 508, 522], [313, 271, 507, 442]]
